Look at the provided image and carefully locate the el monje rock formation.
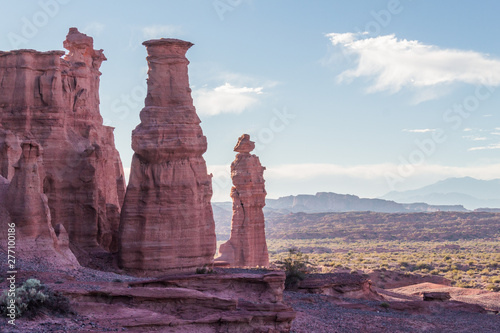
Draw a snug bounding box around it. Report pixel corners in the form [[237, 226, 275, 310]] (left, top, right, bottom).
[[118, 39, 217, 273], [0, 28, 126, 261], [218, 134, 269, 267]]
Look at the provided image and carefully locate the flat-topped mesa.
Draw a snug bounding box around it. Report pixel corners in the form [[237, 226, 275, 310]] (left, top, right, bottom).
[[0, 28, 126, 261], [218, 134, 269, 268], [118, 38, 216, 275]]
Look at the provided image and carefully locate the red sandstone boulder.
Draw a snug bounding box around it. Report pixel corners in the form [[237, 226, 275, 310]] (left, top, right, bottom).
[[218, 134, 269, 267], [118, 39, 216, 274]]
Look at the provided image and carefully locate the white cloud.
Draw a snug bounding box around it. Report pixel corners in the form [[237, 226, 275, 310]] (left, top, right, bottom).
[[265, 163, 395, 180], [208, 162, 500, 200], [463, 136, 487, 141], [264, 163, 500, 183], [402, 129, 436, 133], [193, 83, 263, 116], [82, 22, 105, 37], [142, 25, 183, 39], [468, 143, 500, 151], [326, 33, 500, 95]]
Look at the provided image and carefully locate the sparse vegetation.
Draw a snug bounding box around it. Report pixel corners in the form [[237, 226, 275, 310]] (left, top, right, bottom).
[[380, 302, 390, 309], [259, 211, 500, 292], [275, 249, 310, 289], [0, 279, 71, 318], [196, 265, 214, 274]]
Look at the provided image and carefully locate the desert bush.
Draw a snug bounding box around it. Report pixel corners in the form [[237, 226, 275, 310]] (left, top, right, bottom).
[[277, 249, 309, 289], [486, 284, 500, 292], [0, 279, 71, 319], [196, 265, 214, 274], [490, 276, 500, 284]]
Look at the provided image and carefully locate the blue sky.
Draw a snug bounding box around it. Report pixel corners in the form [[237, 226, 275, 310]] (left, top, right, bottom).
[[1, 0, 500, 201]]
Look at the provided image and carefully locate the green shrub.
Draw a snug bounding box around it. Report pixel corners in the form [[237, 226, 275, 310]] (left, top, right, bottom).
[[490, 276, 500, 284], [380, 302, 390, 309], [196, 265, 214, 274], [0, 279, 71, 319], [415, 262, 433, 271], [486, 284, 500, 292], [277, 249, 309, 289]]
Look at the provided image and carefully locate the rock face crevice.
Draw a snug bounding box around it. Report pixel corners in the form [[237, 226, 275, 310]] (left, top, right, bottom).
[[218, 134, 269, 267], [0, 28, 126, 258], [2, 141, 79, 267], [118, 39, 216, 274]]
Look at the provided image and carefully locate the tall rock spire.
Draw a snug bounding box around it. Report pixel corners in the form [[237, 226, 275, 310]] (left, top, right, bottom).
[[118, 39, 216, 274], [218, 134, 269, 267]]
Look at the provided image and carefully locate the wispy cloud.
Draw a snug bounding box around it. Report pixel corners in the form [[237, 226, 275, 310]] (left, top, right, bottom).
[[326, 33, 500, 97], [82, 22, 105, 37], [265, 163, 500, 181], [193, 83, 263, 116], [468, 143, 500, 151], [208, 162, 500, 200], [463, 136, 487, 141], [402, 129, 436, 133], [142, 25, 183, 39]]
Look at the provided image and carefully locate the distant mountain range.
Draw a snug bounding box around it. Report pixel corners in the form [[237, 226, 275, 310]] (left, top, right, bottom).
[[212, 190, 469, 240], [381, 177, 500, 210], [264, 192, 466, 213]]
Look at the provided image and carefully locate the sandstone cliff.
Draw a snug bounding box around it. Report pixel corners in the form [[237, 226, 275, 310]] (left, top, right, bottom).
[[0, 28, 126, 259], [0, 141, 78, 267]]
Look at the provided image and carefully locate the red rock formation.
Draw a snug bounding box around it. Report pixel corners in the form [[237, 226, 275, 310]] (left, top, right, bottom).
[[0, 28, 126, 258], [218, 134, 269, 267], [297, 273, 382, 300], [0, 141, 78, 267], [118, 39, 216, 274], [66, 271, 295, 332]]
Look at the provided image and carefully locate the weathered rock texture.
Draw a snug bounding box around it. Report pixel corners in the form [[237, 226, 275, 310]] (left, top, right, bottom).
[[0, 141, 79, 267], [297, 273, 382, 300], [0, 28, 126, 259], [118, 39, 216, 274], [218, 134, 269, 267], [65, 271, 295, 332]]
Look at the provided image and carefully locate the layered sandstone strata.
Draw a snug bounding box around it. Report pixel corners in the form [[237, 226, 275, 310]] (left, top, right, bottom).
[[0, 28, 125, 257], [64, 271, 295, 332], [218, 134, 269, 267], [118, 39, 216, 274], [0, 141, 79, 267]]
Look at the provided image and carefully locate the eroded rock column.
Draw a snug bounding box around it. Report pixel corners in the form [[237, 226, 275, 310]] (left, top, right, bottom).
[[3, 141, 79, 267], [118, 39, 216, 274], [218, 134, 269, 267]]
